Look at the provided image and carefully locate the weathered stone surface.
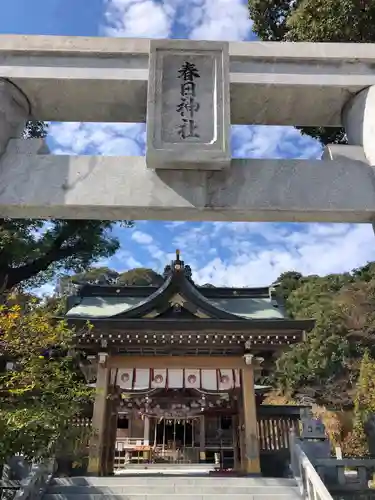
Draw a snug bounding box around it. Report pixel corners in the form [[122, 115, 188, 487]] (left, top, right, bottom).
[[322, 144, 367, 163], [5, 137, 49, 155], [0, 154, 374, 223], [45, 476, 301, 500], [343, 85, 375, 166], [1, 35, 375, 125], [0, 79, 29, 155], [146, 40, 230, 170]]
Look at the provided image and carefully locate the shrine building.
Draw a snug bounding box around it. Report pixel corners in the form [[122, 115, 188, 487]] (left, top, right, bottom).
[[64, 251, 314, 476]]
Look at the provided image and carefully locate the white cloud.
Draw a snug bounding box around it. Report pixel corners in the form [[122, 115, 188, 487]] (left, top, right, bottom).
[[115, 249, 143, 269], [171, 222, 375, 287], [165, 221, 187, 229], [232, 126, 322, 159], [131, 230, 153, 244], [103, 0, 252, 41], [187, 0, 252, 41], [34, 282, 55, 297], [143, 244, 175, 270], [104, 0, 173, 38], [49, 122, 145, 156]]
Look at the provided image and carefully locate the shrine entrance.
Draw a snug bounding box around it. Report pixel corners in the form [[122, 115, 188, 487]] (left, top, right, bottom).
[[111, 370, 244, 471], [151, 417, 198, 464], [154, 418, 194, 448]]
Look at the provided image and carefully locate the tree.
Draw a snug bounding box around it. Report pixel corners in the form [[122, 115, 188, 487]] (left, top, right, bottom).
[[270, 265, 375, 407], [247, 0, 375, 145], [0, 303, 92, 463], [57, 267, 164, 295], [117, 268, 164, 286], [273, 271, 303, 306], [23, 120, 49, 139], [0, 219, 132, 295], [341, 350, 375, 456], [57, 267, 121, 295]]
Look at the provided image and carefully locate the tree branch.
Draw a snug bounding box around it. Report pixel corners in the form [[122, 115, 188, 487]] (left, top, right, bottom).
[[5, 222, 91, 290]]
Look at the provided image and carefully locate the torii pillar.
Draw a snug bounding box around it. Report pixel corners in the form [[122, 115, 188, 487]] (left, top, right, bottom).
[[0, 79, 29, 156]]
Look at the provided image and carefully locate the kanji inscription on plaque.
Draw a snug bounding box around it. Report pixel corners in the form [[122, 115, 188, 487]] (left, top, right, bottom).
[[176, 61, 201, 140], [146, 40, 230, 170]]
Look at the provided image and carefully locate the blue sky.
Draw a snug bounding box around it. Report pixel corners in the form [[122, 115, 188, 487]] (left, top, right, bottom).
[[2, 0, 375, 289]]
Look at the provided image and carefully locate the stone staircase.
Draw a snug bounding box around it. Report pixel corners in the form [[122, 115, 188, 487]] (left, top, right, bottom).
[[44, 475, 302, 500]]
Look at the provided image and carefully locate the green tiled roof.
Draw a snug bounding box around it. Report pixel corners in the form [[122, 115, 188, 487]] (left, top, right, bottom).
[[66, 295, 285, 320], [66, 296, 143, 318], [208, 297, 285, 319]]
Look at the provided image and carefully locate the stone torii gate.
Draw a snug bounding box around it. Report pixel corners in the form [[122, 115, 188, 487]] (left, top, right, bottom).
[[0, 35, 375, 223]]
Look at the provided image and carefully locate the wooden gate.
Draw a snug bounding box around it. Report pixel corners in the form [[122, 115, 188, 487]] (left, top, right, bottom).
[[257, 405, 309, 477]]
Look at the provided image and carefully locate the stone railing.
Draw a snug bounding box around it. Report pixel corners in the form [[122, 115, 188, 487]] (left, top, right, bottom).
[[314, 458, 375, 493], [332, 495, 375, 500], [11, 459, 55, 500], [0, 484, 20, 500], [290, 431, 334, 500]]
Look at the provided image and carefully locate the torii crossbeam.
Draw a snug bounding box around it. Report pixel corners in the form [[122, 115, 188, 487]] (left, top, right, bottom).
[[0, 36, 375, 222]]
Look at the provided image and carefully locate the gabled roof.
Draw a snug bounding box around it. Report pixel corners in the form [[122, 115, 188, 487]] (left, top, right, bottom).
[[64, 252, 316, 355], [65, 251, 287, 322]]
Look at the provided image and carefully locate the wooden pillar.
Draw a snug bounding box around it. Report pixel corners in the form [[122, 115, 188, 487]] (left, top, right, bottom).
[[88, 359, 110, 475], [238, 405, 246, 471], [143, 415, 150, 445], [199, 415, 206, 462], [103, 400, 118, 476], [143, 415, 150, 462], [241, 365, 261, 475], [232, 414, 240, 472]]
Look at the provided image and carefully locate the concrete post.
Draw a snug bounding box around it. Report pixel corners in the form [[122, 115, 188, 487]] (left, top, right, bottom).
[[0, 79, 30, 156], [343, 86, 375, 166]]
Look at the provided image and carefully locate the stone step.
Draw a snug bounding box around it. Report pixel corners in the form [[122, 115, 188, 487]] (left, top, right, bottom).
[[50, 477, 297, 487], [45, 485, 300, 495], [44, 495, 301, 500], [118, 464, 212, 469]]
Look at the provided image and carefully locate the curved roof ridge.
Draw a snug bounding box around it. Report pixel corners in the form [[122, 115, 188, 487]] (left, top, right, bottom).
[[182, 277, 245, 320], [93, 273, 174, 319]]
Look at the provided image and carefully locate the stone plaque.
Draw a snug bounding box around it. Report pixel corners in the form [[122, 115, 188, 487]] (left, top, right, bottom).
[[146, 40, 230, 170]]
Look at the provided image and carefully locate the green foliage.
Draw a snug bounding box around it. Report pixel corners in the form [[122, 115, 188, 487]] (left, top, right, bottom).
[[58, 267, 164, 294], [354, 350, 375, 421], [272, 263, 375, 407], [285, 0, 375, 43], [248, 0, 375, 44], [0, 219, 134, 295], [296, 126, 347, 147], [341, 350, 375, 456], [274, 271, 303, 307], [117, 268, 164, 286], [23, 121, 48, 139], [0, 304, 93, 463], [57, 267, 120, 293], [247, 0, 293, 41], [247, 0, 375, 144]]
